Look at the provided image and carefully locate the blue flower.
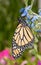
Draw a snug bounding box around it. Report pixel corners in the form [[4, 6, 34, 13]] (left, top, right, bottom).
[[20, 6, 31, 17], [20, 8, 25, 13], [31, 15, 38, 22], [38, 9, 41, 16]]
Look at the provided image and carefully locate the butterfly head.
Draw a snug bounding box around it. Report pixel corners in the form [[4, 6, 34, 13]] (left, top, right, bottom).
[[18, 17, 28, 26]]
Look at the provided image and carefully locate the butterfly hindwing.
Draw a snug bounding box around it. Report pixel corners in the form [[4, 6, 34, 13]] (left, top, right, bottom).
[[12, 42, 24, 59]]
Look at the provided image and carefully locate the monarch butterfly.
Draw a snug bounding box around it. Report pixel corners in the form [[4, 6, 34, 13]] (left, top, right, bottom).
[[12, 17, 34, 59]]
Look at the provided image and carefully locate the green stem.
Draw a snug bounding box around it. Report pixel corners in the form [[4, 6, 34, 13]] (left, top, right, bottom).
[[24, 0, 28, 7], [24, 0, 34, 8], [31, 0, 34, 9]]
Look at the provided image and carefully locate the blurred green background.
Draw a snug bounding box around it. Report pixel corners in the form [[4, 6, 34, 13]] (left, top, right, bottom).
[[0, 0, 38, 51]]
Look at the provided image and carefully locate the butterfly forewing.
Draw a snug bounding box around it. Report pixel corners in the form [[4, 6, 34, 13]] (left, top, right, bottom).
[[13, 22, 34, 47]]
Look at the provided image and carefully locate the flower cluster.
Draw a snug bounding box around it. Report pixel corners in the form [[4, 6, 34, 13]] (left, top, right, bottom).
[[20, 6, 38, 26], [0, 48, 41, 65], [0, 49, 14, 65], [20, 6, 41, 33], [38, 60, 41, 65], [20, 6, 31, 17], [0, 49, 14, 60]]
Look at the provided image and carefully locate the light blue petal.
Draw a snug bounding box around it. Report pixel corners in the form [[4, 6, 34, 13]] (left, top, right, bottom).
[[21, 10, 27, 17], [27, 14, 31, 19], [25, 5, 31, 12], [31, 16, 38, 22], [39, 12, 41, 16]]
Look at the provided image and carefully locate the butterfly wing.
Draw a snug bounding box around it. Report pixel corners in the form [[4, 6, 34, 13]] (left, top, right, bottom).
[[12, 18, 34, 49], [12, 18, 34, 58], [12, 41, 24, 59]]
